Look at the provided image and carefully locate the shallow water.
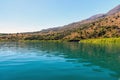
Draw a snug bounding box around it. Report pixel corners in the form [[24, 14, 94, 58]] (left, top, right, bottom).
[[0, 42, 120, 80]]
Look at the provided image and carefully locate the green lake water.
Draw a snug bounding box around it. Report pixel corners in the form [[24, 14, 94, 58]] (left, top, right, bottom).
[[0, 42, 120, 80]]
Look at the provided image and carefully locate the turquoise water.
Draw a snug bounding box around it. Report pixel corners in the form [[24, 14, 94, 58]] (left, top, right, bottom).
[[0, 42, 120, 80]]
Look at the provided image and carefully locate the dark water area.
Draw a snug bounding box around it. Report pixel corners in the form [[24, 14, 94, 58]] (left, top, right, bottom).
[[0, 42, 120, 80]]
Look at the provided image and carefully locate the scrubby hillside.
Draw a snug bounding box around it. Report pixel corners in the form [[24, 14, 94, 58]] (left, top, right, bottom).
[[0, 5, 120, 41]]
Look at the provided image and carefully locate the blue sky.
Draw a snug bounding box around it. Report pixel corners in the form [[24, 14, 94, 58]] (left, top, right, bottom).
[[0, 0, 119, 33]]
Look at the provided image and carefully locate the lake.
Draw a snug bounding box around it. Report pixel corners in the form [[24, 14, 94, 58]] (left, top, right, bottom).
[[0, 42, 120, 80]]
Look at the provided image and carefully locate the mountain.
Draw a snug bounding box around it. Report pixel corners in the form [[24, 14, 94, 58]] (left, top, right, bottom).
[[86, 14, 106, 20], [40, 5, 120, 32], [37, 4, 120, 34], [107, 4, 120, 15], [1, 4, 120, 41]]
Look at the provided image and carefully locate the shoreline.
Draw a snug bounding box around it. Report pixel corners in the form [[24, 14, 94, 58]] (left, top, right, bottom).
[[1, 37, 120, 44]]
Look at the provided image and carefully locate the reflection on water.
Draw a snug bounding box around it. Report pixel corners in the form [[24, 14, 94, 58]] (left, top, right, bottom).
[[0, 42, 120, 80]]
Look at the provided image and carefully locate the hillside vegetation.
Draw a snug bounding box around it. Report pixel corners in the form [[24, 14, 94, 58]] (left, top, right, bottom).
[[0, 5, 120, 42]]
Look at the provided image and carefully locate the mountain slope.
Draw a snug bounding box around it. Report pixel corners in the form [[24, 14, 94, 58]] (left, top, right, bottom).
[[86, 14, 105, 20], [37, 4, 120, 34], [1, 4, 120, 41], [107, 4, 120, 15]]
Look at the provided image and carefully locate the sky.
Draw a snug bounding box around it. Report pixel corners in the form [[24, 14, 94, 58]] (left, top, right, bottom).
[[0, 0, 120, 33]]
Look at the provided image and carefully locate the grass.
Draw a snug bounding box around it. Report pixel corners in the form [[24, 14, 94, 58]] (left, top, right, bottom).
[[80, 38, 120, 44]]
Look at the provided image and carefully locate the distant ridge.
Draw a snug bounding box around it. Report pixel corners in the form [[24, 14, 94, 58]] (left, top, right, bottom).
[[107, 4, 120, 15], [86, 14, 106, 20]]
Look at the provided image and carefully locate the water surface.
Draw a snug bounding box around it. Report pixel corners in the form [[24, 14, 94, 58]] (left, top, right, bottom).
[[0, 42, 120, 80]]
